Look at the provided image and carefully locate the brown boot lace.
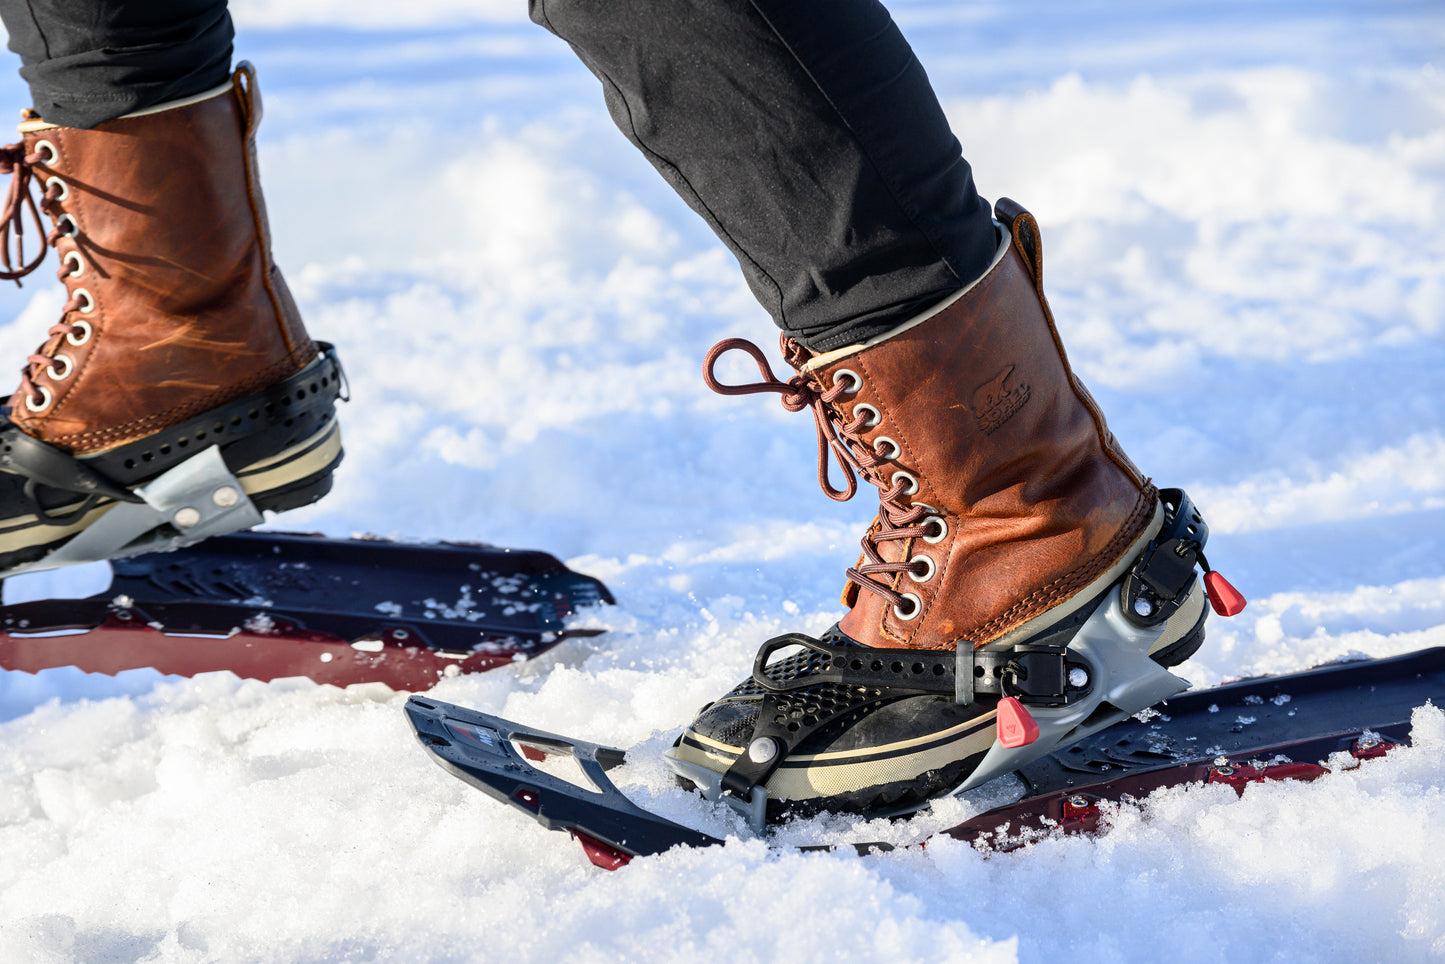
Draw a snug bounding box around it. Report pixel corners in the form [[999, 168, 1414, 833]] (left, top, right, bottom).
[[703, 336, 945, 618], [1, 140, 93, 414], [0, 142, 50, 283]]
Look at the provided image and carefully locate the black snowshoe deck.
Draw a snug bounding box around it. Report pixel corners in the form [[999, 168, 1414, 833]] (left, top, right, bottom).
[[405, 646, 1445, 868], [0, 530, 613, 689]]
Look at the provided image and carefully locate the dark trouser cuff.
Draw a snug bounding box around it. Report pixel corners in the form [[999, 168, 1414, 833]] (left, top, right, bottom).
[[1, 0, 234, 129]]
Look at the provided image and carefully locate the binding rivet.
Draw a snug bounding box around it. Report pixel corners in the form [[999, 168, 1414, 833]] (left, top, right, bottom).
[[1069, 667, 1089, 688], [174, 507, 201, 528], [1133, 596, 1154, 617], [747, 737, 779, 764], [212, 485, 240, 508]]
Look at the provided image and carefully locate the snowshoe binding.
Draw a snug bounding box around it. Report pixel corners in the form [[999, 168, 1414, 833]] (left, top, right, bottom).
[[0, 63, 342, 577], [666, 489, 1240, 829]]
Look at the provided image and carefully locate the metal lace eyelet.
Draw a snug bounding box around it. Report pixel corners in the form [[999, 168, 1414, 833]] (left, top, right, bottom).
[[891, 470, 918, 496], [25, 385, 53, 412], [894, 592, 923, 621], [34, 140, 58, 166], [44, 176, 69, 201], [873, 436, 901, 460], [66, 319, 93, 346], [72, 287, 95, 313], [853, 402, 881, 429], [62, 251, 84, 278], [832, 368, 862, 394], [56, 213, 79, 237], [46, 354, 73, 380], [922, 514, 949, 545], [908, 554, 936, 584]]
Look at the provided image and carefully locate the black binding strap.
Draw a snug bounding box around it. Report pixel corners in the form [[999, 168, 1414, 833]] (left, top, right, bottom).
[[1, 429, 141, 504], [721, 588, 1118, 800], [750, 634, 958, 694]]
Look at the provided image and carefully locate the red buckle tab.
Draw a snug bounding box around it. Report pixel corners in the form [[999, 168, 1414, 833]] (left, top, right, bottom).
[[997, 696, 1040, 748], [1204, 570, 1247, 616]]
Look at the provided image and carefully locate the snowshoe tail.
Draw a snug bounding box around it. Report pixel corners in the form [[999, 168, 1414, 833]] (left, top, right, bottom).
[[0, 530, 613, 689]]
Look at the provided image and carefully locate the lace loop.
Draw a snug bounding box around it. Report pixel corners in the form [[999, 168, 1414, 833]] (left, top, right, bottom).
[[0, 143, 49, 284], [704, 335, 950, 616], [703, 336, 860, 501]]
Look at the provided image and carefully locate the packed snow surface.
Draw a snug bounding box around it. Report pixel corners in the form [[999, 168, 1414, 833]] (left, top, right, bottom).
[[2, 1, 1444, 961]]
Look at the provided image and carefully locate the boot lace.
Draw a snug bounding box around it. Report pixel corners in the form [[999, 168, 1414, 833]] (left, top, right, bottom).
[[704, 337, 944, 617], [1, 140, 91, 413], [0, 142, 50, 283]]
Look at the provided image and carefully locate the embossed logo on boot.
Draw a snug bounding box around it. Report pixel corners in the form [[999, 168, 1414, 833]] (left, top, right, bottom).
[[971, 365, 1030, 434]]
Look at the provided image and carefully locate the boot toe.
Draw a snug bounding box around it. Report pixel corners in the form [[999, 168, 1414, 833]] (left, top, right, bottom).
[[669, 671, 998, 818]]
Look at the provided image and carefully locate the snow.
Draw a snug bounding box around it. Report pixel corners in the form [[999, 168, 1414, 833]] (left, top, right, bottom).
[[2, 0, 1444, 960]]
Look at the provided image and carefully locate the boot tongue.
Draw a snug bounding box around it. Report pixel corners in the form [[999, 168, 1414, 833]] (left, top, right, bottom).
[[779, 336, 814, 370]]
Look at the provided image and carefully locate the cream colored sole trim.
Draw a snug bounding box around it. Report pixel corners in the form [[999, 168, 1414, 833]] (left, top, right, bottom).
[[984, 501, 1166, 652], [236, 421, 343, 495], [0, 499, 113, 555], [668, 711, 998, 802], [682, 707, 998, 765], [803, 223, 1011, 372]]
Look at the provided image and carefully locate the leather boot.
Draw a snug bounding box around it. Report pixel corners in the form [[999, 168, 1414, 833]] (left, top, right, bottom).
[[0, 63, 344, 575], [667, 199, 1227, 822]]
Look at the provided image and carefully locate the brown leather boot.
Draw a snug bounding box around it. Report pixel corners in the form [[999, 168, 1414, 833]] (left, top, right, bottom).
[[0, 64, 344, 575], [668, 200, 1233, 824]]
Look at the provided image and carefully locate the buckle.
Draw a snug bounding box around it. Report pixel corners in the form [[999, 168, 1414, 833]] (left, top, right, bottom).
[[1123, 487, 1209, 626], [958, 644, 1081, 707]]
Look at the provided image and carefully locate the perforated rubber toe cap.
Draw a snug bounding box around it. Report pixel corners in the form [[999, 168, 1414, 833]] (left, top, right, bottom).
[[667, 634, 1001, 818]]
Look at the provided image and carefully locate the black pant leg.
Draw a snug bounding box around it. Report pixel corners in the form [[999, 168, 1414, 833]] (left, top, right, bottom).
[[531, 0, 997, 350], [0, 0, 233, 128]]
